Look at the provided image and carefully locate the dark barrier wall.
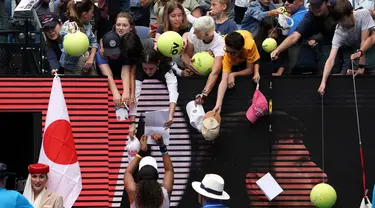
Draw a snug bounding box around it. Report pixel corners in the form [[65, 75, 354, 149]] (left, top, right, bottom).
[[0, 77, 374, 207], [175, 76, 375, 208]]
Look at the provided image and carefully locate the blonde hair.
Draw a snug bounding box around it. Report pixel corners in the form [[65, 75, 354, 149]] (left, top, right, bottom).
[[193, 16, 215, 36], [216, 0, 230, 10], [162, 1, 189, 32]]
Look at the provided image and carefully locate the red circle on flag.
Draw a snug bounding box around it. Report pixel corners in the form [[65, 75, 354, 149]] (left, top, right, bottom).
[[43, 120, 78, 165]]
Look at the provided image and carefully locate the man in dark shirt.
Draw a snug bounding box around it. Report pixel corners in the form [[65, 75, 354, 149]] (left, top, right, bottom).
[[270, 0, 345, 74]]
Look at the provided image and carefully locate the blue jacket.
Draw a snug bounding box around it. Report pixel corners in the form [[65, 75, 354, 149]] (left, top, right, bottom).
[[59, 21, 99, 71], [241, 0, 276, 37], [0, 187, 33, 208], [288, 7, 308, 36], [202, 200, 229, 208]]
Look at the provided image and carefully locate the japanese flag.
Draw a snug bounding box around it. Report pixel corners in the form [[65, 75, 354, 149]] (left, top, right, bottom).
[[24, 76, 82, 207]]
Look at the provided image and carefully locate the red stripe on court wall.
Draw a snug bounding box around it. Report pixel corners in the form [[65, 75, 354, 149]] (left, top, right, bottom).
[[0, 77, 110, 207]]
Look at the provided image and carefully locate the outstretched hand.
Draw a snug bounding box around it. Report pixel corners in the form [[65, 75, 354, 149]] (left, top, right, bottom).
[[140, 136, 148, 152], [151, 134, 164, 146]]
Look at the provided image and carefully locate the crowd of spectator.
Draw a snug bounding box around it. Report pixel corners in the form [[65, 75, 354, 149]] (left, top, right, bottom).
[[11, 0, 372, 106], [2, 0, 374, 99], [2, 0, 375, 207]]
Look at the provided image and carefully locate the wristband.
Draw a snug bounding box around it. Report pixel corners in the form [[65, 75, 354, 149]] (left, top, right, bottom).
[[195, 93, 207, 99], [201, 89, 208, 97], [358, 64, 365, 69], [357, 49, 364, 57], [136, 154, 142, 159], [159, 145, 168, 154], [137, 149, 148, 158]]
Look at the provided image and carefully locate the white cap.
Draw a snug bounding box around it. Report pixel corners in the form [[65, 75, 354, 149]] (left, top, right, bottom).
[[139, 156, 158, 171]]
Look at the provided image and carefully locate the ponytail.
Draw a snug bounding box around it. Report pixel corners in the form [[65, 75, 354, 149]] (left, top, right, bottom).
[[140, 48, 159, 65], [66, 0, 94, 27]]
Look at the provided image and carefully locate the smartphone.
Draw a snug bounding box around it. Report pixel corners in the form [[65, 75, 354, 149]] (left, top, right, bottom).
[[150, 24, 157, 30]]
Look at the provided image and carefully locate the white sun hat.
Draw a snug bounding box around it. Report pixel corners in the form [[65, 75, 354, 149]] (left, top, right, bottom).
[[192, 174, 230, 200]]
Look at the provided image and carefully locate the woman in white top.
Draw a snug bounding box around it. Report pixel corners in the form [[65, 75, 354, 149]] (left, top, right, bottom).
[[124, 135, 174, 208], [127, 39, 179, 138]]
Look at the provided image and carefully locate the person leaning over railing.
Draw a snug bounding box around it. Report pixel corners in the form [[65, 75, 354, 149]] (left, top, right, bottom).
[[96, 12, 138, 109], [318, 0, 375, 95], [254, 17, 287, 77], [212, 30, 260, 115], [181, 16, 225, 105], [124, 135, 174, 208], [271, 0, 342, 74], [40, 12, 63, 75], [127, 39, 180, 137]]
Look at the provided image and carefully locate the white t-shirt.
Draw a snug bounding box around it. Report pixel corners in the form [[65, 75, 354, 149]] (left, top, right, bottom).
[[332, 9, 375, 49], [350, 0, 375, 10], [188, 28, 225, 57], [235, 0, 250, 8]]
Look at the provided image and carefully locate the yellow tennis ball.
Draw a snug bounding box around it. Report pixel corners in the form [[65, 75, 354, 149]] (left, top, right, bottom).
[[192, 52, 214, 76], [157, 31, 183, 57], [279, 6, 290, 16], [262, 38, 278, 53], [310, 183, 337, 208], [63, 31, 89, 57]]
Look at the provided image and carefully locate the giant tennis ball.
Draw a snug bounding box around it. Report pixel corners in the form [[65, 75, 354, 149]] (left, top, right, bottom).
[[310, 183, 337, 208], [63, 31, 89, 57], [262, 38, 278, 53], [157, 31, 183, 57], [192, 51, 214, 76]]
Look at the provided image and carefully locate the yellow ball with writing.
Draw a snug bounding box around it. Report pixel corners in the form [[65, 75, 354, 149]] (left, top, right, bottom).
[[157, 31, 183, 57]]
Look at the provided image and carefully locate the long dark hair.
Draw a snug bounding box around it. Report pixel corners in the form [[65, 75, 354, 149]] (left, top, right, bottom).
[[255, 17, 283, 50], [140, 48, 170, 76], [135, 180, 164, 208], [140, 48, 160, 65], [121, 32, 143, 63], [66, 0, 94, 27]]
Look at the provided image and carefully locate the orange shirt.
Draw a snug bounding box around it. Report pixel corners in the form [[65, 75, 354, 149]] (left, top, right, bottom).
[[222, 30, 260, 73]]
